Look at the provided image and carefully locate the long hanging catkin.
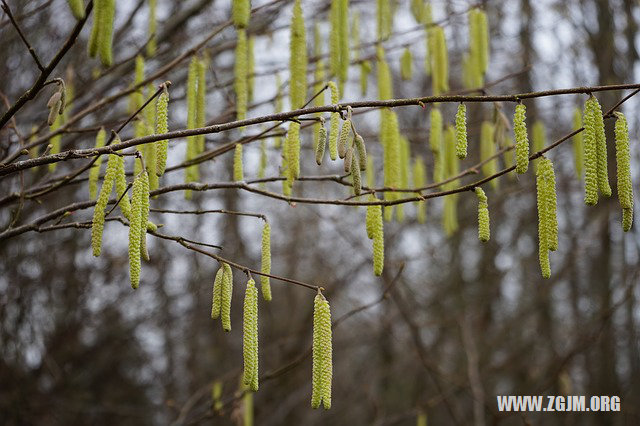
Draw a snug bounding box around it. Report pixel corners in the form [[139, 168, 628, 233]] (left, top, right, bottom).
[[147, 0, 157, 56], [211, 266, 224, 319], [232, 0, 251, 28], [430, 107, 443, 183], [196, 58, 207, 154], [221, 263, 233, 332], [455, 103, 467, 159], [311, 292, 333, 410], [114, 151, 132, 219], [243, 278, 259, 392], [370, 200, 384, 276], [413, 156, 427, 224], [260, 222, 272, 301], [431, 25, 448, 95], [67, 0, 85, 19], [591, 96, 612, 197], [614, 112, 634, 231], [289, 0, 307, 109], [480, 121, 498, 189], [233, 143, 244, 181], [583, 97, 599, 205], [89, 128, 107, 199], [514, 103, 529, 174], [234, 29, 248, 121], [475, 187, 490, 242], [536, 158, 557, 278], [97, 0, 115, 66], [328, 82, 340, 160], [185, 57, 200, 197], [400, 48, 412, 81], [316, 121, 327, 165], [286, 122, 301, 186], [91, 153, 118, 257], [572, 106, 584, 180], [531, 120, 546, 172], [338, 119, 351, 159], [128, 170, 149, 289], [155, 86, 169, 176]]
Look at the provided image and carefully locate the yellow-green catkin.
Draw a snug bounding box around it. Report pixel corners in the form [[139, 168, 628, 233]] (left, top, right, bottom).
[[338, 119, 351, 159], [396, 136, 411, 222], [260, 222, 272, 301], [354, 134, 367, 170], [368, 200, 385, 276], [235, 29, 248, 121], [91, 153, 118, 257], [475, 187, 490, 242], [286, 122, 301, 187], [221, 263, 233, 332], [536, 158, 557, 278], [258, 139, 267, 184], [128, 170, 149, 289], [531, 120, 546, 172], [313, 25, 325, 154], [67, 0, 85, 19], [311, 292, 333, 410], [144, 84, 159, 192], [377, 45, 392, 100], [232, 0, 251, 28], [329, 0, 340, 86], [382, 110, 401, 222], [410, 0, 423, 23], [417, 411, 428, 426], [98, 0, 115, 66], [88, 0, 102, 57], [155, 87, 169, 176], [233, 144, 244, 181], [422, 2, 433, 75], [196, 57, 207, 154], [48, 114, 62, 172], [466, 8, 489, 88], [583, 97, 598, 205], [89, 128, 107, 199], [147, 0, 157, 56], [480, 121, 498, 189], [514, 103, 529, 174], [455, 103, 467, 159], [114, 150, 132, 219], [352, 156, 362, 196], [400, 48, 412, 81], [243, 278, 259, 392], [431, 25, 448, 95], [211, 381, 223, 412], [185, 57, 199, 198], [430, 107, 443, 184], [328, 82, 340, 160], [591, 97, 611, 197], [128, 55, 145, 114], [376, 0, 392, 41], [211, 266, 224, 319], [614, 112, 634, 231], [413, 155, 427, 224], [247, 36, 255, 103], [337, 0, 349, 93], [442, 126, 458, 236], [316, 123, 327, 165], [273, 74, 284, 149], [138, 167, 151, 261], [289, 0, 307, 109], [572, 107, 584, 180]]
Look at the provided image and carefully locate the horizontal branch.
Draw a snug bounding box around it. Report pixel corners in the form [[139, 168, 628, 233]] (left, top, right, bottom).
[[2, 82, 639, 177]]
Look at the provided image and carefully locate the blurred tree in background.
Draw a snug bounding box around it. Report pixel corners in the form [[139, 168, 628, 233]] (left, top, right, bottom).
[[0, 0, 639, 425]]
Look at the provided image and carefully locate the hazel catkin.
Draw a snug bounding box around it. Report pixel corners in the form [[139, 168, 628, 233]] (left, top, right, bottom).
[[221, 263, 233, 332], [535, 158, 557, 278], [260, 222, 272, 301], [614, 111, 634, 231], [243, 278, 259, 391], [67, 0, 85, 20], [316, 122, 327, 165], [354, 134, 367, 171], [232, 0, 251, 29], [572, 107, 584, 180], [455, 103, 467, 159], [211, 266, 224, 319], [233, 143, 244, 181], [89, 128, 107, 199], [91, 153, 118, 257], [475, 187, 490, 242], [155, 87, 169, 176], [583, 97, 599, 205], [311, 292, 333, 410], [338, 119, 351, 159], [289, 0, 308, 109], [128, 170, 149, 289], [592, 96, 612, 197], [514, 103, 529, 174]]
